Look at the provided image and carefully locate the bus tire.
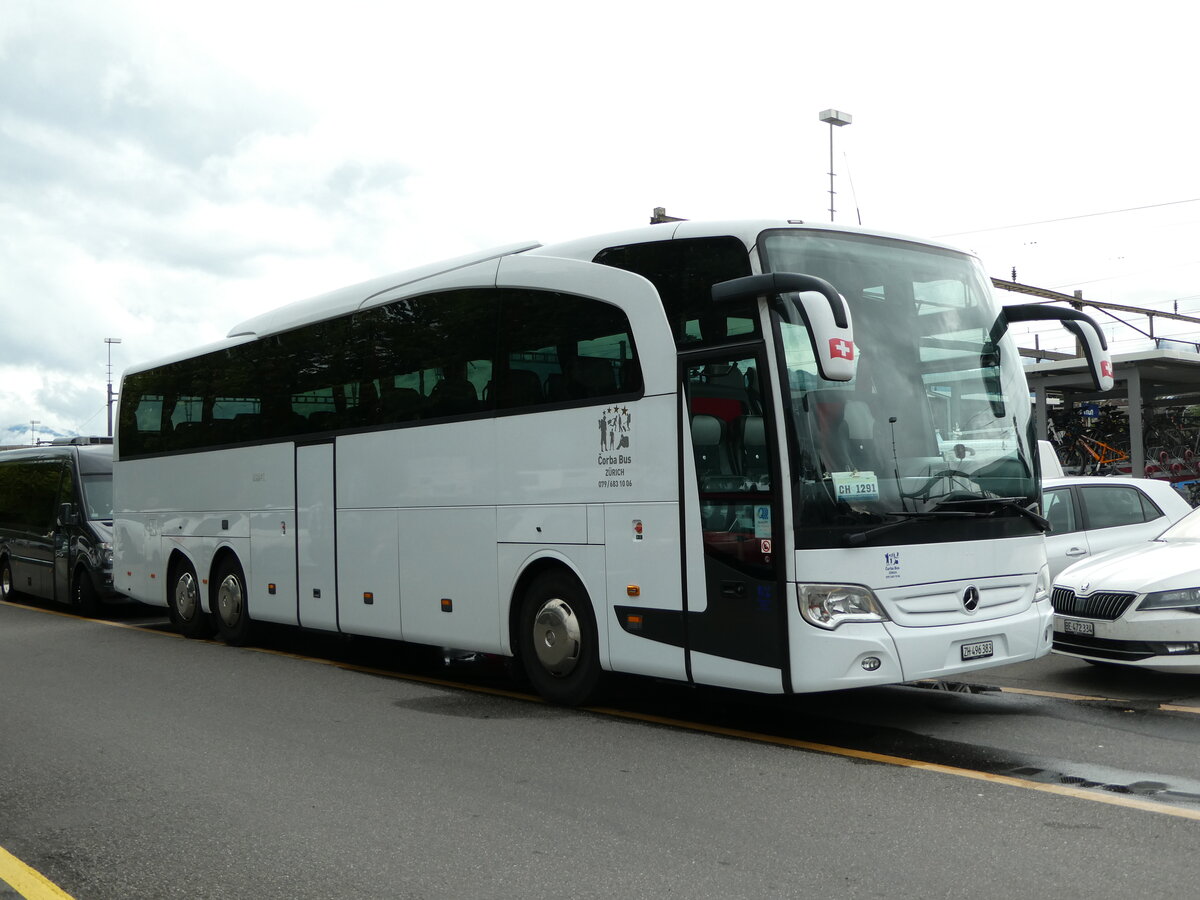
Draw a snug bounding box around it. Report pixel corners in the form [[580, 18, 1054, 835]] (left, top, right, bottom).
[[212, 556, 252, 646], [169, 559, 213, 639], [73, 570, 99, 617], [0, 557, 13, 602], [517, 570, 602, 706]]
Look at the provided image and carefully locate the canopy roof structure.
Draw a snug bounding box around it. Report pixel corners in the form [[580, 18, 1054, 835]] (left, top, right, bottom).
[[1025, 349, 1200, 478]]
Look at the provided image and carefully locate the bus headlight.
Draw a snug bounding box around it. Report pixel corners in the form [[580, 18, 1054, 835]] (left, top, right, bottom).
[[101, 542, 114, 569], [798, 584, 889, 630]]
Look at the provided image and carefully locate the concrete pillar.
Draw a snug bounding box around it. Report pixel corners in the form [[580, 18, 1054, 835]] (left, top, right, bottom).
[[1126, 366, 1144, 478]]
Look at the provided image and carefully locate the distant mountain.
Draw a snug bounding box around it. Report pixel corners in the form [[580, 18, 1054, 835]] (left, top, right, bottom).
[[3, 423, 68, 445]]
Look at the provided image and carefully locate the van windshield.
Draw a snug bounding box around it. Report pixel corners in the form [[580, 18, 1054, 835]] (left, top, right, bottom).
[[81, 474, 113, 521]]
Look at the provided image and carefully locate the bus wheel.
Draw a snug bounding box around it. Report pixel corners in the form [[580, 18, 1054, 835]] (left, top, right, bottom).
[[169, 561, 213, 639], [0, 558, 13, 602], [213, 557, 252, 646], [518, 571, 602, 706], [73, 571, 99, 617]]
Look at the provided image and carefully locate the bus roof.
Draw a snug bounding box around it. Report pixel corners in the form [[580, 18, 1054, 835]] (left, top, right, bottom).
[[120, 219, 972, 378], [226, 241, 541, 340], [529, 218, 973, 264]]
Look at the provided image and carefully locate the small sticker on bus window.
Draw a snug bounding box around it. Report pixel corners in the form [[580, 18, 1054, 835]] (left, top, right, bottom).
[[833, 471, 879, 502], [755, 505, 771, 538]]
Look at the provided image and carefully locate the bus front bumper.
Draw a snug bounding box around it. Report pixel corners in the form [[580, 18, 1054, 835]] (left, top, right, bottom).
[[788, 600, 1053, 693]]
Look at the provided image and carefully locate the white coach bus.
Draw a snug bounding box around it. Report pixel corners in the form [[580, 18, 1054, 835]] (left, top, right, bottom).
[[113, 219, 1113, 704]]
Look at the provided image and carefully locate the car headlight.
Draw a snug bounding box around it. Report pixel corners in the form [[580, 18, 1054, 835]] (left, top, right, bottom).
[[798, 584, 889, 630], [1034, 563, 1051, 603], [1138, 588, 1200, 613]]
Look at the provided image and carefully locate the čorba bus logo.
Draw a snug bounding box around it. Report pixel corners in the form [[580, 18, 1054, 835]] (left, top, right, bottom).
[[597, 407, 633, 489], [599, 406, 631, 452]]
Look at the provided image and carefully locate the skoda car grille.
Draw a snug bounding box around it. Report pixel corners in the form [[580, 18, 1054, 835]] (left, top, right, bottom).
[[1051, 587, 1136, 621]]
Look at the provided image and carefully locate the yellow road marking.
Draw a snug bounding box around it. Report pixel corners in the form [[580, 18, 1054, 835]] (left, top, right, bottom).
[[992, 685, 1114, 702], [7, 600, 1200, 821], [581, 705, 1200, 821], [996, 686, 1200, 716], [913, 678, 1200, 716], [1160, 703, 1200, 715], [0, 845, 74, 900]]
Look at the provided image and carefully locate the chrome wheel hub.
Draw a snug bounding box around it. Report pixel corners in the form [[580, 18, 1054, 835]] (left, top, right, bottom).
[[174, 572, 199, 621], [532, 598, 581, 677], [216, 575, 243, 628]]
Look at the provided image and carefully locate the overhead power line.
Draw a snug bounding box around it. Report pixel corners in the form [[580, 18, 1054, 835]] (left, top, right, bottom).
[[936, 198, 1200, 238], [992, 277, 1200, 325]]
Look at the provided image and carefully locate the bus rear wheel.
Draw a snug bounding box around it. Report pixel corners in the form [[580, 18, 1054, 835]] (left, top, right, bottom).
[[518, 571, 602, 706], [212, 557, 252, 646], [169, 561, 213, 639]]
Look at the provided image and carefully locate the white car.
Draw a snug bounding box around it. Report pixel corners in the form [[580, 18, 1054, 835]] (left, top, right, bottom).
[[1052, 505, 1200, 673], [1042, 476, 1192, 581]]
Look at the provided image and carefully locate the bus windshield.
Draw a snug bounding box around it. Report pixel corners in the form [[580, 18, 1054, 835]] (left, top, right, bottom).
[[761, 229, 1037, 547]]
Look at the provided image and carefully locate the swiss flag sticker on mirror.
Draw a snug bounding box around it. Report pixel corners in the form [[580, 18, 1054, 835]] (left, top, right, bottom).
[[829, 337, 855, 360]]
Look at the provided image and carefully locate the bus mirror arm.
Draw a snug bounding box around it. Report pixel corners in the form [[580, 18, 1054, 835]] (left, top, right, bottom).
[[712, 273, 847, 326], [998, 305, 1114, 391], [712, 273, 856, 382]]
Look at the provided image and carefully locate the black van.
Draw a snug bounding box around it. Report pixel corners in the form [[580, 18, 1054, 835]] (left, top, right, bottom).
[[0, 443, 119, 613]]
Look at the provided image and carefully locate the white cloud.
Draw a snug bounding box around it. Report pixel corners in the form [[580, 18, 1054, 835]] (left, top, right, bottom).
[[4, 0, 1200, 435]]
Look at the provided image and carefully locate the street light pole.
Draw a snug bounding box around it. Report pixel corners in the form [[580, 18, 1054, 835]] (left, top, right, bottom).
[[105, 337, 122, 438], [818, 108, 853, 222]]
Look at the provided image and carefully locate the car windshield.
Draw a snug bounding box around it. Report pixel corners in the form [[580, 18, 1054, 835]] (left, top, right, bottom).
[[761, 229, 1038, 547], [1158, 507, 1200, 541]]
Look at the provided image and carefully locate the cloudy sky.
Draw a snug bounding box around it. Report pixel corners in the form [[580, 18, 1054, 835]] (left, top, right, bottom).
[[4, 0, 1200, 441]]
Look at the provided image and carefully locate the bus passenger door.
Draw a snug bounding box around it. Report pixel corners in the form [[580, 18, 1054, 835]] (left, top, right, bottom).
[[296, 442, 338, 631], [682, 350, 789, 693]]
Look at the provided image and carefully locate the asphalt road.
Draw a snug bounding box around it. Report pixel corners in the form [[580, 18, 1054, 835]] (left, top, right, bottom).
[[2, 598, 1198, 899]]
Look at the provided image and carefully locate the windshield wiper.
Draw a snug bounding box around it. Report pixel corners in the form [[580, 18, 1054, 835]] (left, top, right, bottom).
[[843, 497, 1048, 546], [930, 496, 1050, 532], [843, 509, 981, 546]]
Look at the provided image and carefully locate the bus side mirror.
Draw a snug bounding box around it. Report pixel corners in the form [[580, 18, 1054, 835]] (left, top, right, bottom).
[[712, 272, 856, 382], [1062, 319, 1114, 391], [57, 503, 79, 527], [999, 305, 1114, 391]]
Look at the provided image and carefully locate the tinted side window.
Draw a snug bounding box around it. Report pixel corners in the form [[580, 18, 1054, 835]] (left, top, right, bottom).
[[594, 237, 755, 348], [355, 290, 498, 425], [0, 460, 62, 530], [1080, 486, 1152, 530], [1139, 490, 1165, 521], [58, 457, 75, 509], [496, 289, 642, 410], [0, 462, 15, 527], [117, 287, 644, 458], [1043, 488, 1077, 534]]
